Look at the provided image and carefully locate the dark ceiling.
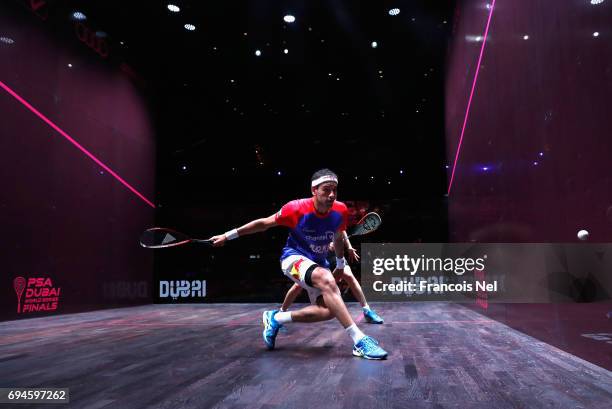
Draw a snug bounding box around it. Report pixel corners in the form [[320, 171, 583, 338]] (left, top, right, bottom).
[[13, 0, 456, 204]]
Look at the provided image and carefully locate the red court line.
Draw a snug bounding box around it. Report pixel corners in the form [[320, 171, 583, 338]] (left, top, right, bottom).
[[0, 79, 155, 208], [447, 0, 497, 195]]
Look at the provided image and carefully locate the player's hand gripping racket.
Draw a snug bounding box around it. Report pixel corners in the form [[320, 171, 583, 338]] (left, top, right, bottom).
[[139, 227, 212, 249], [347, 212, 382, 237]]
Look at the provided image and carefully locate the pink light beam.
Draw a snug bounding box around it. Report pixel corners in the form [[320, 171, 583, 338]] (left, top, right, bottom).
[[0, 79, 155, 208], [447, 0, 497, 196]]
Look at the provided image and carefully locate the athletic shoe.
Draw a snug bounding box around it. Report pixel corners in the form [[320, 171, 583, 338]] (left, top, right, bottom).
[[262, 310, 282, 350], [363, 307, 384, 324], [353, 336, 388, 360]]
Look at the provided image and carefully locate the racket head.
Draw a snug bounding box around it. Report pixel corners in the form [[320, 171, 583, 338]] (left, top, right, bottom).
[[347, 212, 382, 237], [13, 277, 26, 296], [139, 227, 193, 249]]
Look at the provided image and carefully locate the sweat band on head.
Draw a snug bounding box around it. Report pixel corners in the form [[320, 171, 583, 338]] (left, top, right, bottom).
[[311, 175, 338, 187]]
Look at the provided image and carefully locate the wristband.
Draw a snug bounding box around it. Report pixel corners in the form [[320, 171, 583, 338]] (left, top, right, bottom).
[[224, 228, 239, 240], [336, 257, 346, 269]]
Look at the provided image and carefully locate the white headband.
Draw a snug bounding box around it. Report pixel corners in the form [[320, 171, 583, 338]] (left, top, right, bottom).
[[311, 175, 338, 187]]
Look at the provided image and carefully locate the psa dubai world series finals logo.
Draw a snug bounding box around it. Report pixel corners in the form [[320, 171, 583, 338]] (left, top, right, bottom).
[[13, 276, 62, 314]]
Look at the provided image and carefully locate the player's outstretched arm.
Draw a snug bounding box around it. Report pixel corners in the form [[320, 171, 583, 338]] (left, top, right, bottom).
[[209, 214, 278, 247]]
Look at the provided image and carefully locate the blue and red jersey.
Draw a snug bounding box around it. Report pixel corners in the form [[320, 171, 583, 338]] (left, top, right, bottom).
[[275, 198, 348, 267]]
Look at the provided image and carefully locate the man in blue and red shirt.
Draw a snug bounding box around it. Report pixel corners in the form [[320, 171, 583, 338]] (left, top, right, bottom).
[[209, 169, 388, 359]]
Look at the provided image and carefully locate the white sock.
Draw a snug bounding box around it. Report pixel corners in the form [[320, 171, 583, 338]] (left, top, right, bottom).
[[362, 304, 370, 310], [345, 324, 366, 344], [274, 311, 292, 324]]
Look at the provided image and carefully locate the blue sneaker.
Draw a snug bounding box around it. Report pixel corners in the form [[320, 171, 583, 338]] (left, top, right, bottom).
[[363, 308, 384, 324], [262, 310, 282, 350], [353, 336, 388, 360]]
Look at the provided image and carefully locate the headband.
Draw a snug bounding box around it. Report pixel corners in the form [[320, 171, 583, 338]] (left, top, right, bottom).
[[311, 175, 338, 187]]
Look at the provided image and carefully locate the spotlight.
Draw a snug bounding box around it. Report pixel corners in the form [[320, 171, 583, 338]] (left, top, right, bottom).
[[167, 4, 180, 12], [591, 0, 604, 4], [593, 31, 600, 37], [283, 48, 289, 54], [466, 35, 484, 42], [255, 50, 262, 56], [523, 35, 529, 40], [371, 41, 378, 48], [184, 24, 196, 31], [388, 8, 400, 16], [71, 11, 87, 21], [0, 37, 15, 44], [284, 15, 296, 23]]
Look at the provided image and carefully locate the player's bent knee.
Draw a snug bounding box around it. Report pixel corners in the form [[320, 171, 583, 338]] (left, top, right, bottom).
[[320, 276, 338, 293], [310, 267, 336, 290]]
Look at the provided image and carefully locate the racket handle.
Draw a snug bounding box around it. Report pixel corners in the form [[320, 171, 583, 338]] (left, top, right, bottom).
[[193, 239, 213, 246]]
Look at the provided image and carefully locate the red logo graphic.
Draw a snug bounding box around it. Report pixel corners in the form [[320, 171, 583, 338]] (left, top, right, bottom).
[[14, 277, 26, 313], [15, 276, 62, 314], [290, 258, 305, 279]]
